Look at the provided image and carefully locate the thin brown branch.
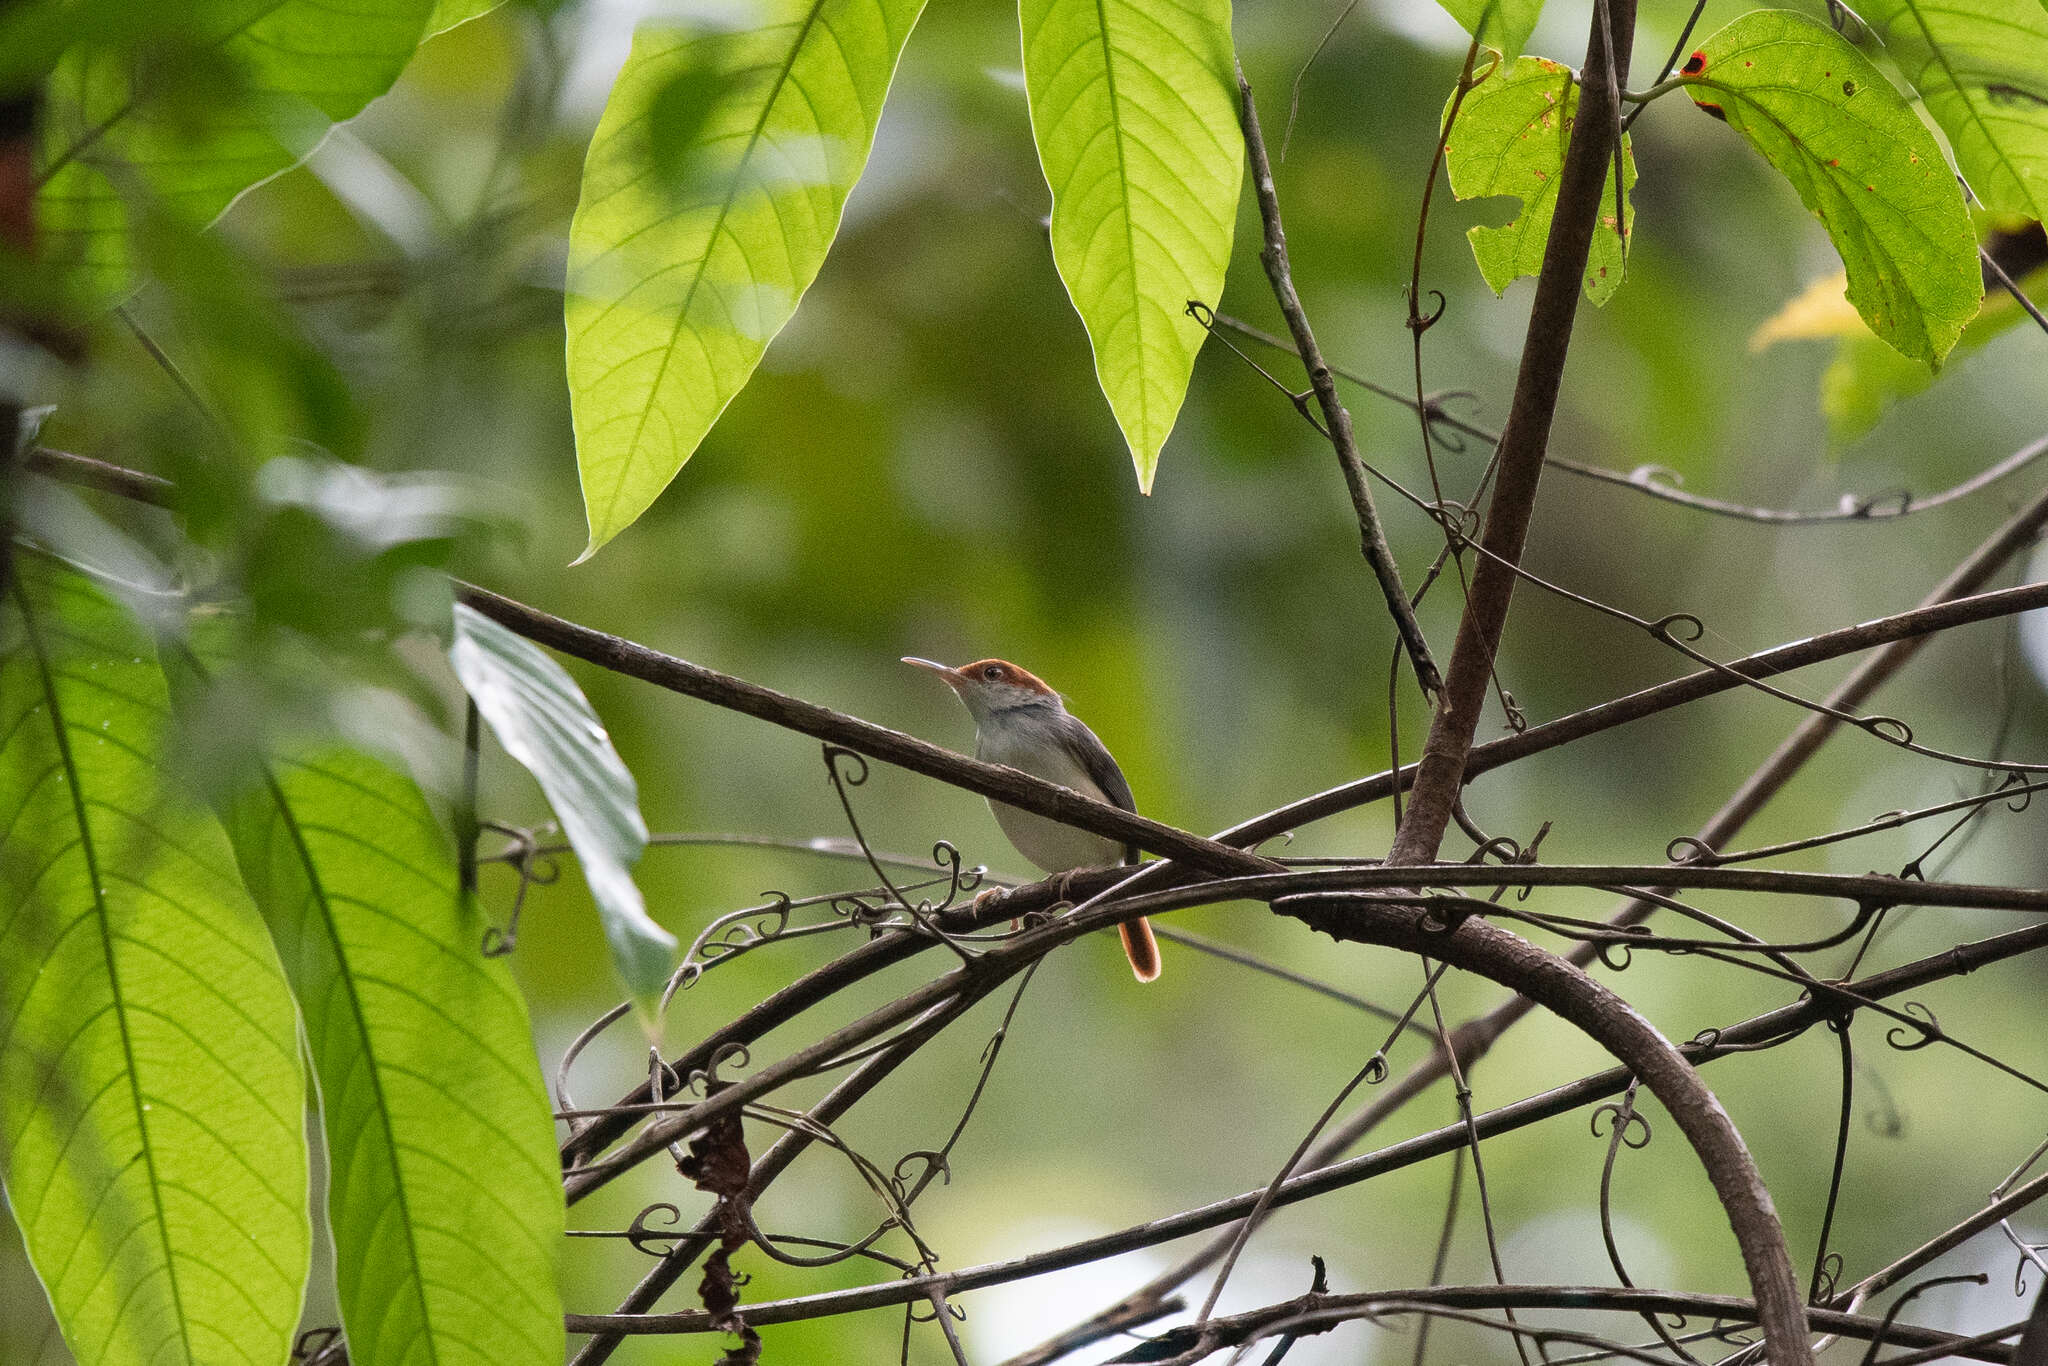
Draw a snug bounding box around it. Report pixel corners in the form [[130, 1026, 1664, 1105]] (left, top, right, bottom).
[[1236, 65, 1439, 696], [572, 1282, 1996, 1361], [453, 582, 1275, 880], [23, 446, 177, 507]]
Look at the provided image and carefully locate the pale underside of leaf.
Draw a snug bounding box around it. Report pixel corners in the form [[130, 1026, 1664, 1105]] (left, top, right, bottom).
[[36, 0, 434, 294], [1858, 0, 2048, 220], [1020, 0, 1242, 490], [1684, 11, 1981, 362], [565, 0, 928, 558], [448, 603, 672, 1009], [0, 561, 307, 1366], [1444, 53, 1636, 305], [216, 743, 565, 1366]]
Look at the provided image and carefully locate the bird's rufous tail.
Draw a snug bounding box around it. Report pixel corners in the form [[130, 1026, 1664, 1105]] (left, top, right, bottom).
[[1119, 916, 1161, 983]]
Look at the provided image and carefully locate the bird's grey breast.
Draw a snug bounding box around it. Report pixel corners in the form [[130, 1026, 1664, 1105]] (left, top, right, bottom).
[[974, 708, 1124, 873]]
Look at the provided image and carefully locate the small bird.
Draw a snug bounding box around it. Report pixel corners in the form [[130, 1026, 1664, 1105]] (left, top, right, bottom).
[[903, 657, 1160, 982]]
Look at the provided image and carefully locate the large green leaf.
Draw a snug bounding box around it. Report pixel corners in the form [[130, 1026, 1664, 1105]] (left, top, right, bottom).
[[565, 0, 928, 558], [426, 0, 500, 35], [1858, 0, 2048, 220], [448, 602, 672, 1012], [37, 0, 435, 295], [208, 738, 566, 1366], [1680, 10, 1981, 362], [1444, 53, 1636, 305], [1021, 0, 1242, 491], [1438, 0, 1544, 60], [0, 560, 307, 1366]]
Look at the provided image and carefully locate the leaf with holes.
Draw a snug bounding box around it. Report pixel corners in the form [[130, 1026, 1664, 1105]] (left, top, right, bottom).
[[1678, 10, 1981, 362], [1445, 53, 1635, 304], [0, 559, 308, 1366], [37, 0, 435, 295], [449, 602, 672, 1012], [565, 0, 928, 558], [1021, 0, 1241, 491], [202, 735, 567, 1366], [1858, 0, 2048, 220], [1438, 0, 1545, 60]]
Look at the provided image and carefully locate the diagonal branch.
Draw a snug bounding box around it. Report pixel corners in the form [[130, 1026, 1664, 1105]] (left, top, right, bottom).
[[453, 582, 1276, 879], [1236, 65, 1439, 696], [1389, 0, 1639, 864]]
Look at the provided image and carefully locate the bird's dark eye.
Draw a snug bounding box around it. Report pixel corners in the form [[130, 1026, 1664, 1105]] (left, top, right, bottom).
[[982, 664, 1002, 680]]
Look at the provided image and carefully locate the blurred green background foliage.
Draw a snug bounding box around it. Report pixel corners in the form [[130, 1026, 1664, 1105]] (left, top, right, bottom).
[[8, 0, 2048, 1361]]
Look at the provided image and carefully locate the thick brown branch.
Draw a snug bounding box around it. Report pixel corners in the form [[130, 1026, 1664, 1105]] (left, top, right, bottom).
[[1280, 896, 1811, 1363], [1390, 1, 1638, 864], [577, 917, 2048, 1344]]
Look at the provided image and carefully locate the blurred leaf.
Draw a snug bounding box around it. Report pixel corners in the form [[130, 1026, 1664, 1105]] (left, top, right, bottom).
[[195, 730, 567, 1366], [1817, 261, 2045, 443], [37, 0, 435, 295], [449, 602, 672, 1011], [0, 558, 307, 1366], [1680, 11, 1980, 362], [1858, 0, 2048, 220], [1437, 0, 1543, 60], [1021, 0, 1241, 491], [1444, 53, 1635, 305], [1752, 251, 2046, 445], [565, 1, 928, 559], [240, 456, 495, 638], [1748, 267, 1861, 347]]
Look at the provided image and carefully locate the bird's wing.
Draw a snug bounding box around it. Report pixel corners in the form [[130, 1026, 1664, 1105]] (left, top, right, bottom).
[[1072, 717, 1141, 865]]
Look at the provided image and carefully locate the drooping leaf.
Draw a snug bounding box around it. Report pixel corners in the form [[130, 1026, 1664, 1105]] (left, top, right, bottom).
[[37, 0, 435, 295], [565, 0, 928, 558], [1437, 0, 1544, 60], [1021, 0, 1242, 490], [0, 559, 307, 1366], [1857, 0, 2048, 220], [449, 602, 672, 1010], [201, 735, 567, 1366], [1679, 10, 1981, 362], [1444, 53, 1635, 305]]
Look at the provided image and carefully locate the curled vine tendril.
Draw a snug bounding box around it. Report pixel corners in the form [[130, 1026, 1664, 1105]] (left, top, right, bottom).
[[1885, 1002, 1942, 1051], [1651, 613, 1706, 645]]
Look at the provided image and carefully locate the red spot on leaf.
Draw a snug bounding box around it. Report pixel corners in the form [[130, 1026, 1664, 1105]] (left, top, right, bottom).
[[1682, 51, 1706, 75]]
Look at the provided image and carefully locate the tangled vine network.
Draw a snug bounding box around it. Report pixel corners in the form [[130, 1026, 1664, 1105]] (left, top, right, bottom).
[[29, 2, 2048, 1364]]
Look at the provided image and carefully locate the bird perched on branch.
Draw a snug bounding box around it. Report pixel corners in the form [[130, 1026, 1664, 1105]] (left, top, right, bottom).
[[903, 656, 1160, 982]]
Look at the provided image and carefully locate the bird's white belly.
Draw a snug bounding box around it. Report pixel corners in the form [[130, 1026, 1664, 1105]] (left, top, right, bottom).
[[976, 729, 1125, 874]]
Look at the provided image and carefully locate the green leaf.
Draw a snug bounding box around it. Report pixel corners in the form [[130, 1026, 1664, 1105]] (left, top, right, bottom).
[[565, 0, 928, 558], [1021, 0, 1242, 491], [1680, 9, 1981, 362], [426, 0, 500, 35], [1856, 0, 2048, 220], [1437, 0, 1544, 60], [37, 0, 435, 295], [205, 737, 567, 1366], [1444, 53, 1636, 305], [448, 603, 673, 1011], [0, 559, 307, 1366]]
